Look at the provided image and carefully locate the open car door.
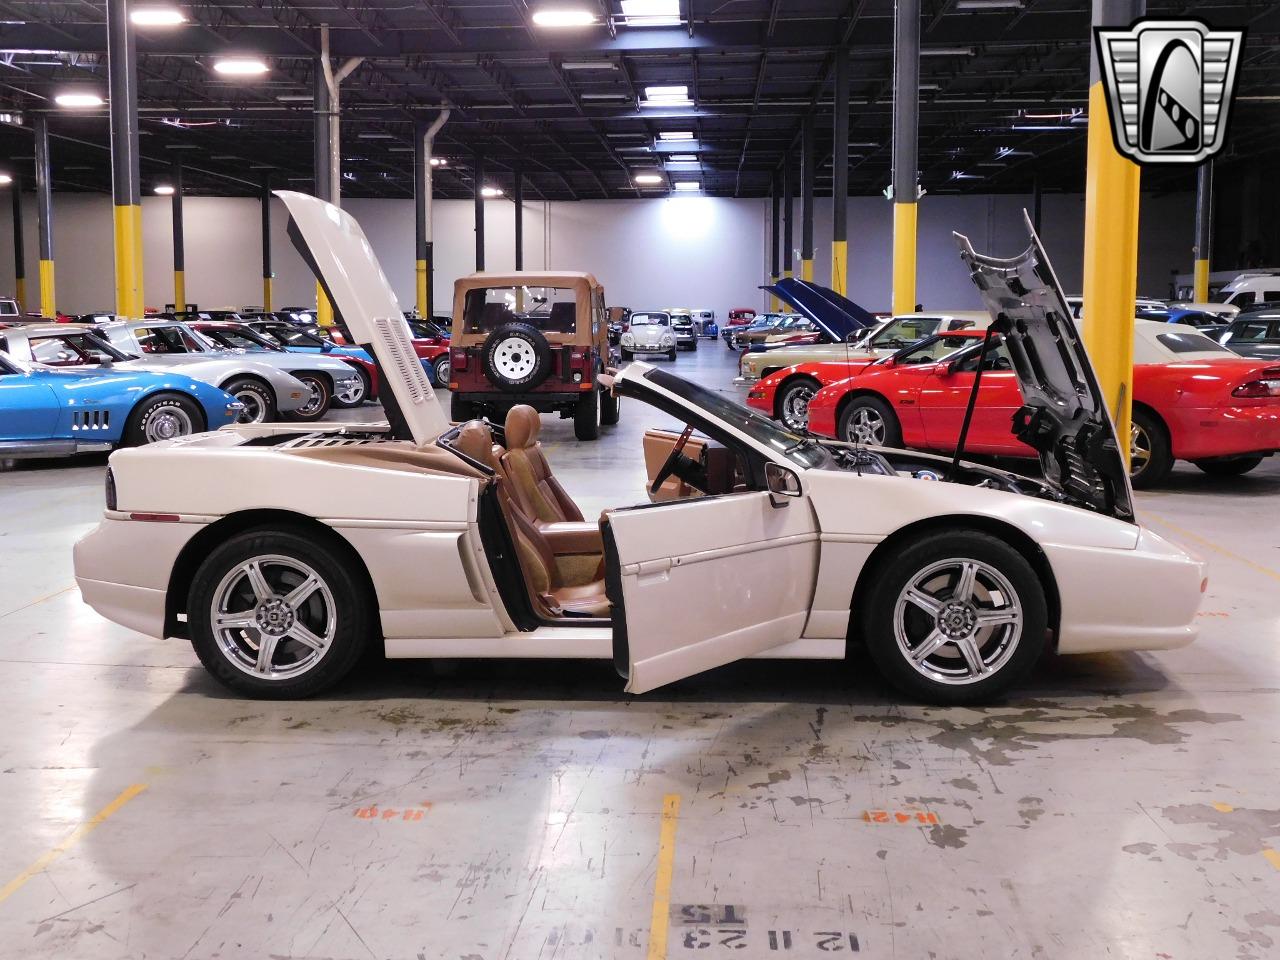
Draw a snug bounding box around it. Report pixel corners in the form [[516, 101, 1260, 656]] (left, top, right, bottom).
[[603, 487, 820, 695]]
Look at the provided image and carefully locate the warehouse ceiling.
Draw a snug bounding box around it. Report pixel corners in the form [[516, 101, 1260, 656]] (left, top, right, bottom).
[[0, 0, 1276, 201]]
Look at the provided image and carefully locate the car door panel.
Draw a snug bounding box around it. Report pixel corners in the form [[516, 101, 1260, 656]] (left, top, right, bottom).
[[0, 373, 59, 439], [919, 369, 1027, 455], [605, 491, 819, 694]]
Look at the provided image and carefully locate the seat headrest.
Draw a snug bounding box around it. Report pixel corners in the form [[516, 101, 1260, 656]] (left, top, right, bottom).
[[455, 420, 500, 471], [505, 405, 541, 450]]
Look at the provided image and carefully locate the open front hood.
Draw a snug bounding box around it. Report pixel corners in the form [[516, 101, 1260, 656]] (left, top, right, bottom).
[[954, 215, 1134, 521], [759, 278, 877, 343], [276, 190, 447, 445]]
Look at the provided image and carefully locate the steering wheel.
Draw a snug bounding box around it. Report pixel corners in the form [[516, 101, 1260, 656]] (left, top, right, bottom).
[[650, 425, 695, 495]]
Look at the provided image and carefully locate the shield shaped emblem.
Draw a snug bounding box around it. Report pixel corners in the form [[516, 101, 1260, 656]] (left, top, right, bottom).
[[1094, 18, 1245, 165]]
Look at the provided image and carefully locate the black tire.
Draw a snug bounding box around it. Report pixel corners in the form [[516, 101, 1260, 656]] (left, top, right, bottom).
[[1194, 455, 1264, 477], [690, 338, 698, 352], [1129, 407, 1173, 488], [123, 392, 205, 447], [331, 367, 370, 408], [284, 372, 332, 422], [574, 387, 600, 441], [860, 530, 1048, 705], [775, 376, 821, 432], [481, 321, 553, 392], [837, 395, 902, 447], [451, 394, 476, 422], [222, 376, 277, 424], [621, 348, 633, 361], [187, 528, 373, 699], [600, 385, 620, 425], [667, 348, 677, 362], [432, 354, 451, 387]]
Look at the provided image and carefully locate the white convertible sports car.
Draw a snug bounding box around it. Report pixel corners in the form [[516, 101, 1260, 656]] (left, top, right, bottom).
[[73, 195, 1206, 703]]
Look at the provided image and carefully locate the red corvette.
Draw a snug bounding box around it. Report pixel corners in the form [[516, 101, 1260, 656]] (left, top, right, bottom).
[[747, 323, 1280, 487]]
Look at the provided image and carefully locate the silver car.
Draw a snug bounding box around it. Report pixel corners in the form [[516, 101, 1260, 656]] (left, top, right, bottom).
[[100, 320, 359, 422], [3, 323, 311, 424], [619, 311, 677, 361]]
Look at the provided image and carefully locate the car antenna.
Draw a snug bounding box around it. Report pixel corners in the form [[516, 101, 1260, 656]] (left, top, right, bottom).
[[945, 324, 1001, 483]]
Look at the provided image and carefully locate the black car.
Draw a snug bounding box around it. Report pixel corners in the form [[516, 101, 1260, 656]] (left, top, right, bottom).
[[1216, 312, 1280, 361]]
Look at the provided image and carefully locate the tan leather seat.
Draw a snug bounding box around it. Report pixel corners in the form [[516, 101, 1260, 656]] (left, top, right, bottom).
[[454, 421, 610, 619], [501, 405, 585, 524]]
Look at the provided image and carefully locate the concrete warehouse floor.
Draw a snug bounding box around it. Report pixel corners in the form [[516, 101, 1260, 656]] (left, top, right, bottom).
[[1, 344, 1279, 960]]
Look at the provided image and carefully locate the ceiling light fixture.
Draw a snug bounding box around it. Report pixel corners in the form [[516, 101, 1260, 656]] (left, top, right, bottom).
[[430, 157, 447, 166], [54, 91, 104, 108], [621, 0, 680, 27], [560, 60, 616, 70], [673, 181, 700, 191], [154, 184, 175, 195], [130, 6, 186, 26], [669, 154, 698, 161], [641, 83, 693, 107], [357, 132, 395, 139], [659, 131, 694, 141], [531, 8, 597, 28], [213, 57, 269, 76], [581, 93, 631, 100], [275, 94, 312, 102], [921, 46, 975, 56], [0, 174, 11, 185], [634, 173, 663, 184], [481, 186, 504, 197], [954, 0, 1023, 9]]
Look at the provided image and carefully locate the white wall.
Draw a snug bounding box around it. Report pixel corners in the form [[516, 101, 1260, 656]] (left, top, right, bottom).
[[0, 189, 1196, 317]]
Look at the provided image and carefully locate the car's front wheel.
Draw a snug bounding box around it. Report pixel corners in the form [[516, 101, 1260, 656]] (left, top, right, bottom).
[[331, 368, 369, 408], [222, 377, 276, 424], [285, 373, 332, 422], [432, 354, 451, 387], [1129, 408, 1173, 488], [861, 531, 1048, 704], [188, 529, 372, 699], [838, 396, 901, 447], [776, 377, 820, 432], [124, 392, 205, 446]]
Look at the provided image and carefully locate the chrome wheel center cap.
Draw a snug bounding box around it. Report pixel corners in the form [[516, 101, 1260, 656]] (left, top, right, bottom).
[[938, 601, 977, 639], [255, 598, 295, 637]]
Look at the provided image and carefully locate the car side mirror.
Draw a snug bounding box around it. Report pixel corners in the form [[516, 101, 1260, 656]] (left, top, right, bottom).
[[765, 461, 802, 507]]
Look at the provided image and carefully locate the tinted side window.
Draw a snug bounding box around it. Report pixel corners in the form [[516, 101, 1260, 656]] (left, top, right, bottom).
[[1156, 332, 1232, 354]]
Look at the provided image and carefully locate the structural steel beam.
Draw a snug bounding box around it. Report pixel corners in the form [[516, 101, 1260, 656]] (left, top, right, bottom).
[[474, 151, 485, 271], [770, 175, 780, 311], [1081, 0, 1145, 467], [33, 114, 54, 318], [260, 173, 273, 311], [108, 0, 143, 319], [890, 0, 920, 315], [832, 49, 850, 297], [782, 153, 793, 279], [10, 176, 24, 313], [171, 162, 185, 311], [415, 110, 449, 317], [800, 114, 815, 283], [1194, 161, 1213, 302]]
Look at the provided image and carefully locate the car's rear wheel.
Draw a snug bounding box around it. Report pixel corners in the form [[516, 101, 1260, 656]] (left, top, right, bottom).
[[188, 529, 372, 699], [1194, 455, 1264, 477], [450, 394, 476, 422], [284, 373, 332, 422], [574, 387, 600, 441], [1129, 408, 1173, 488], [223, 377, 276, 424], [432, 354, 451, 387], [861, 531, 1048, 704], [600, 385, 620, 425], [124, 392, 205, 446], [776, 377, 820, 432], [331, 368, 369, 408], [838, 396, 901, 447]]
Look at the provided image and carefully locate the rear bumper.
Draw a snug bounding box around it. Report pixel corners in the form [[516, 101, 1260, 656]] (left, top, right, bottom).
[[457, 390, 589, 413], [1167, 405, 1280, 460]]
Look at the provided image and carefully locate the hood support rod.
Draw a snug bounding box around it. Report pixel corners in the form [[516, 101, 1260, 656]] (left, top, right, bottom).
[[946, 326, 998, 483]]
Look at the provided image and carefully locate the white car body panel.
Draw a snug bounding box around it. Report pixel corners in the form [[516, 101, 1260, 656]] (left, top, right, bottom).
[[622, 312, 677, 356], [71, 195, 1206, 699]]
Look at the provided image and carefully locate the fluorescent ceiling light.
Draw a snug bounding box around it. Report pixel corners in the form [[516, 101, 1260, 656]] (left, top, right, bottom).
[[531, 9, 597, 27], [275, 94, 312, 102], [921, 47, 974, 56], [634, 173, 663, 184], [919, 83, 941, 91], [1010, 124, 1082, 131], [673, 181, 700, 191], [669, 154, 698, 161], [955, 0, 1022, 8], [213, 58, 269, 76], [357, 132, 394, 139], [154, 184, 175, 195], [642, 84, 692, 107], [561, 60, 616, 70], [621, 0, 680, 27], [849, 141, 880, 147], [430, 157, 447, 166], [54, 92, 104, 108], [581, 93, 630, 100], [0, 174, 11, 185], [130, 7, 186, 26], [659, 131, 694, 140], [481, 186, 504, 197]]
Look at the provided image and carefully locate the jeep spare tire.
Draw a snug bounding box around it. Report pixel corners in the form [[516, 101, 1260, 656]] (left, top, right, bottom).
[[482, 322, 553, 392]]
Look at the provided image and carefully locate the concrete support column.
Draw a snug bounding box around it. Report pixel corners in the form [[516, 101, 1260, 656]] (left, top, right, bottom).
[[782, 154, 794, 281], [513, 164, 524, 272], [171, 162, 185, 311], [107, 0, 142, 319], [474, 153, 485, 271], [800, 115, 815, 283], [10, 176, 24, 312], [1082, 0, 1145, 463], [831, 50, 850, 297], [891, 0, 920, 315], [1193, 161, 1213, 302], [413, 110, 448, 318], [33, 114, 54, 318], [312, 62, 333, 324], [769, 176, 780, 310], [260, 173, 273, 311]]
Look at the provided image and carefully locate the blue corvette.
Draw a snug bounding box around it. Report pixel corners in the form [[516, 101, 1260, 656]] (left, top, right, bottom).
[[0, 350, 242, 460]]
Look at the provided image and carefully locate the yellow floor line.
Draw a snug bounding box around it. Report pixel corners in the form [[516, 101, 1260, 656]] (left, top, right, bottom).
[[1144, 512, 1280, 583], [0, 584, 76, 621], [0, 783, 147, 906], [1264, 850, 1280, 871], [646, 793, 682, 960]]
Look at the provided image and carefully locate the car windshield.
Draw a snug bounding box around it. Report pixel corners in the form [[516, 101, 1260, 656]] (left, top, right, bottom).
[[871, 316, 943, 348], [890, 333, 984, 365], [631, 313, 669, 326], [31, 331, 134, 364], [261, 326, 325, 348], [463, 286, 578, 334], [199, 327, 280, 351], [642, 367, 831, 470]]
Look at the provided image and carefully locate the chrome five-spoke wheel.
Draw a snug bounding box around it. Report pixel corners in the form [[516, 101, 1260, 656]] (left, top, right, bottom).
[[845, 406, 886, 444], [211, 555, 336, 680], [893, 558, 1022, 685]]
